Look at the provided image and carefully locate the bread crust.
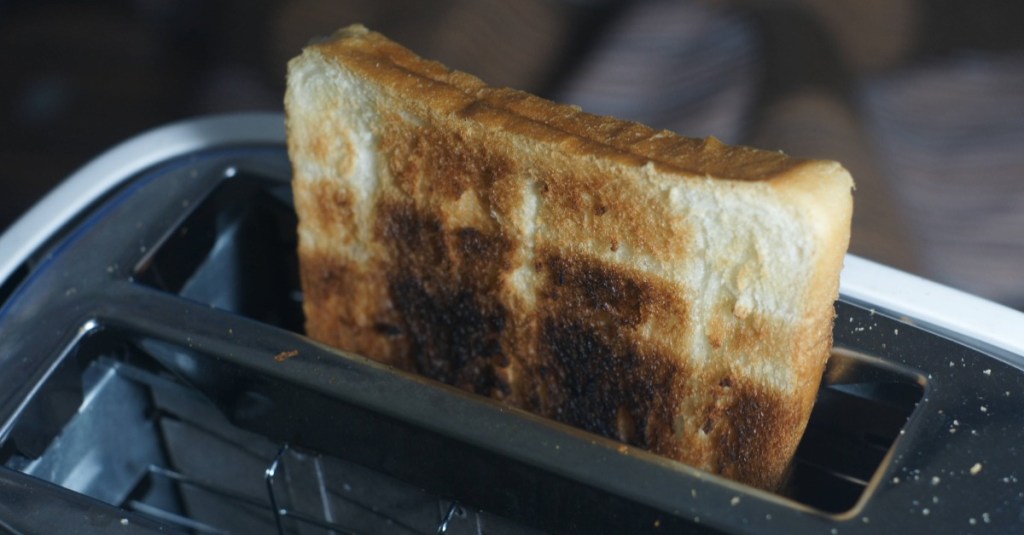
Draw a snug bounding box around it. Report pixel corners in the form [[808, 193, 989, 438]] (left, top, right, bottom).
[[286, 24, 853, 490]]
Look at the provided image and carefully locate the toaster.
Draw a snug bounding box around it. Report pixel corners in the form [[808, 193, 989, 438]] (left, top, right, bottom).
[[1, 113, 1022, 534]]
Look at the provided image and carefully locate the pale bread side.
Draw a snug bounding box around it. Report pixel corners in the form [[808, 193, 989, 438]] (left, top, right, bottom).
[[286, 24, 853, 490]]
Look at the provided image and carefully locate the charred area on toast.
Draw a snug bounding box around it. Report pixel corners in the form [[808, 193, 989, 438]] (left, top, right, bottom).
[[540, 252, 656, 328], [533, 252, 792, 488], [373, 116, 521, 397], [533, 252, 687, 450], [538, 317, 682, 449], [700, 375, 793, 489], [375, 199, 515, 398]]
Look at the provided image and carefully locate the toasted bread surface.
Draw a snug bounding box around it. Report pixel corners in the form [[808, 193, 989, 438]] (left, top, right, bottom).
[[286, 24, 853, 490]]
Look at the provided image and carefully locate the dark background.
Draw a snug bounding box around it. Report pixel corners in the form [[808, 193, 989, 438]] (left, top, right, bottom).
[[2, 0, 1022, 306]]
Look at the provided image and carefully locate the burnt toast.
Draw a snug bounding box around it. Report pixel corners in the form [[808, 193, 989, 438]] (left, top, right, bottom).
[[286, 25, 853, 490]]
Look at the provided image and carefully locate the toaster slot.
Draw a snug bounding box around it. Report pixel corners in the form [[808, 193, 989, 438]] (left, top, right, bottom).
[[789, 350, 924, 512], [134, 172, 303, 333]]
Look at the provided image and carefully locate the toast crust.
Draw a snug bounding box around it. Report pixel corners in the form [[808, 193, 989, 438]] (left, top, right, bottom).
[[287, 24, 853, 490], [314, 25, 813, 183]]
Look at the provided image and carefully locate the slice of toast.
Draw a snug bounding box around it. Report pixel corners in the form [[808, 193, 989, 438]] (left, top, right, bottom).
[[286, 24, 853, 490]]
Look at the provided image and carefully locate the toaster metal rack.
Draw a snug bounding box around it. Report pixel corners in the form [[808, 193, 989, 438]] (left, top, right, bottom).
[[0, 114, 1022, 534]]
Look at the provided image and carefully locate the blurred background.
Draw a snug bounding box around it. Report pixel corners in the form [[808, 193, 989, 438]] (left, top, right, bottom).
[[1, 0, 1022, 308]]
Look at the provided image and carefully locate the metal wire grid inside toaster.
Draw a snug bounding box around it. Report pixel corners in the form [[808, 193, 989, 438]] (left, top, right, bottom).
[[4, 347, 531, 535]]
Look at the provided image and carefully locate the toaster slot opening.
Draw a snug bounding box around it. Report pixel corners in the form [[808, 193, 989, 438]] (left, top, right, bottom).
[[134, 172, 303, 333], [789, 346, 925, 512]]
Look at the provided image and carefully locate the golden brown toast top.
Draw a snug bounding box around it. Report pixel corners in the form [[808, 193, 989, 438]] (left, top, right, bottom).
[[313, 25, 824, 182]]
